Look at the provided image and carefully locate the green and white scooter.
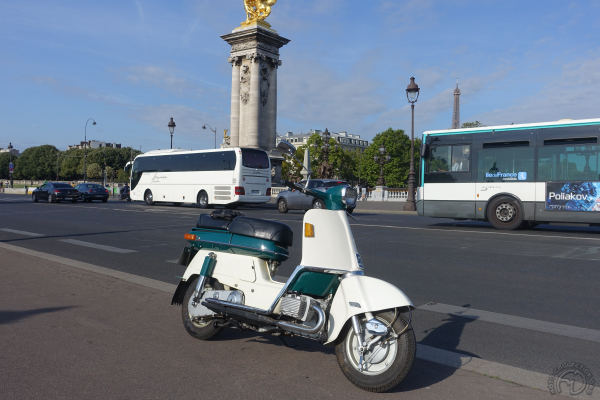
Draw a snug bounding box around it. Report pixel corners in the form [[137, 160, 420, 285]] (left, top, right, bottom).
[[172, 140, 416, 393]]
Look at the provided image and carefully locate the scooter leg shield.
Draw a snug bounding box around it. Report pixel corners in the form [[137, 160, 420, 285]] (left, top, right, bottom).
[[325, 275, 413, 346]]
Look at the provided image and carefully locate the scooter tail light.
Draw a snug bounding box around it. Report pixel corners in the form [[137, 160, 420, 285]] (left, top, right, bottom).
[[184, 233, 197, 241]]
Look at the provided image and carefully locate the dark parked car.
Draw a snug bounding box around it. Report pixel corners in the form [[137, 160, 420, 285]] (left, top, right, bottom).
[[74, 183, 110, 203], [276, 179, 355, 213], [32, 182, 79, 203]]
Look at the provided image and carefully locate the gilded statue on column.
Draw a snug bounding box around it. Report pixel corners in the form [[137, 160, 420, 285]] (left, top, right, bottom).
[[242, 0, 277, 27]]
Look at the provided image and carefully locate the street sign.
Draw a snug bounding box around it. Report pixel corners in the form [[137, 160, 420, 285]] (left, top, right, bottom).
[[9, 163, 14, 174]]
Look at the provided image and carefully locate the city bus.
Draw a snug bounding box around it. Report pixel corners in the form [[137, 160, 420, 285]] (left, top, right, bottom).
[[417, 118, 600, 230], [128, 147, 272, 208]]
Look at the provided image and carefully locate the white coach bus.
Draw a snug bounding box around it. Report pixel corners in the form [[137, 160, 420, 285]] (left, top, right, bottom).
[[128, 147, 272, 208], [417, 118, 600, 230]]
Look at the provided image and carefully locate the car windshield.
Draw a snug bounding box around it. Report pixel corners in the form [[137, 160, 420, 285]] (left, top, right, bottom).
[[53, 183, 73, 188]]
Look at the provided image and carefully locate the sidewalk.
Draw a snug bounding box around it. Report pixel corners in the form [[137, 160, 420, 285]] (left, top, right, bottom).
[[0, 246, 555, 400]]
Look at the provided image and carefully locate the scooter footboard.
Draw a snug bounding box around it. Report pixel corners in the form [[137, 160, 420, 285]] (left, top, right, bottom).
[[324, 275, 413, 345]]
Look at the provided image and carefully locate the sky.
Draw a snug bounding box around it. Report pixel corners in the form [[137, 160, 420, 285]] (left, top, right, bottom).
[[1, 0, 599, 153]]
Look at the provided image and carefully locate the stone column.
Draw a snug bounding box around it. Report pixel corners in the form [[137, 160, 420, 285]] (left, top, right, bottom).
[[221, 25, 290, 151], [247, 53, 261, 148], [267, 58, 280, 149], [228, 57, 241, 147]]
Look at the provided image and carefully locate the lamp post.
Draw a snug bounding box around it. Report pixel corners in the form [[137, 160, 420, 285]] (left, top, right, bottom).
[[202, 124, 217, 149], [374, 144, 391, 186], [168, 118, 176, 149], [84, 118, 97, 182], [403, 77, 420, 211]]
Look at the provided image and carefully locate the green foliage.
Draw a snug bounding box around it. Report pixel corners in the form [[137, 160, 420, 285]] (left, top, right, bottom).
[[116, 169, 130, 182], [359, 128, 422, 188], [280, 129, 420, 187], [0, 153, 18, 180], [10, 145, 142, 181], [86, 163, 102, 178], [461, 121, 486, 128], [13, 145, 59, 180]]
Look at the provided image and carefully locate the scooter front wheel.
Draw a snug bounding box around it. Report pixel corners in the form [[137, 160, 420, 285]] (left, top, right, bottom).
[[181, 277, 224, 341], [335, 311, 415, 392]]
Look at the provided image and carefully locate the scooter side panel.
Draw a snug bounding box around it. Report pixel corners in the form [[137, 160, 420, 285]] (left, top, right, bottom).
[[182, 250, 284, 311], [300, 210, 362, 272], [324, 275, 414, 345]]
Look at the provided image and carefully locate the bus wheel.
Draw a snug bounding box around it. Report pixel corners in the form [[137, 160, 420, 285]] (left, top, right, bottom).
[[197, 191, 209, 209], [145, 190, 154, 206], [487, 196, 523, 230]]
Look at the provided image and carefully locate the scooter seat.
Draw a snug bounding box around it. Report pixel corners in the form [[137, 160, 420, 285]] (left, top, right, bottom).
[[228, 217, 293, 247], [196, 214, 232, 230]]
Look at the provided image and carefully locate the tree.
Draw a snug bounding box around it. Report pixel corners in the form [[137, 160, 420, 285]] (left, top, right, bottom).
[[116, 169, 130, 182], [86, 163, 102, 179], [461, 121, 486, 128], [13, 145, 59, 180], [360, 128, 422, 188], [0, 153, 18, 180]]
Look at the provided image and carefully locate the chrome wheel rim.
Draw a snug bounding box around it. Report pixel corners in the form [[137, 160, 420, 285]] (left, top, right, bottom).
[[278, 200, 286, 212], [314, 201, 323, 209], [346, 318, 398, 376], [199, 194, 207, 206], [495, 202, 515, 222], [146, 192, 153, 203]]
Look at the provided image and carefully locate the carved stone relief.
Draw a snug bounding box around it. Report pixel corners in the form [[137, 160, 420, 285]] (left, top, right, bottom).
[[260, 64, 269, 107], [240, 64, 251, 105], [231, 41, 279, 55]]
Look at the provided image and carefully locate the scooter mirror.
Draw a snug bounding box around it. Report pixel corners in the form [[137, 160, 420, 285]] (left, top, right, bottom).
[[277, 140, 296, 156]]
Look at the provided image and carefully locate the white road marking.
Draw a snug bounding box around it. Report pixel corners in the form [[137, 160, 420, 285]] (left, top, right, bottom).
[[352, 223, 600, 241], [418, 302, 600, 343], [58, 239, 137, 253], [1, 241, 599, 398], [0, 228, 44, 237]]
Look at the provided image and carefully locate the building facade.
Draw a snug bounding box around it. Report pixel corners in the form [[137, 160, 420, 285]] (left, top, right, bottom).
[[275, 129, 368, 152], [0, 142, 20, 157], [68, 141, 122, 150]]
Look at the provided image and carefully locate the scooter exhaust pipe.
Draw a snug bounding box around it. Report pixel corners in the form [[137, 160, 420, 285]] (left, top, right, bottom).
[[203, 298, 325, 336]]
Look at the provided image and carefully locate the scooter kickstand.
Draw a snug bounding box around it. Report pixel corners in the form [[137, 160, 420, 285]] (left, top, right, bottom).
[[278, 336, 297, 348]]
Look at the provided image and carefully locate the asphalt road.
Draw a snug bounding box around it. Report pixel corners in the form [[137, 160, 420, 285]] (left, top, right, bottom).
[[1, 193, 600, 388]]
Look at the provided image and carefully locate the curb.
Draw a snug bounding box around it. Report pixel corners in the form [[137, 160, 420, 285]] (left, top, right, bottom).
[[0, 241, 595, 399]]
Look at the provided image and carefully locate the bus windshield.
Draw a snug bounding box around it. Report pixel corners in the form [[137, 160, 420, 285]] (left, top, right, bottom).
[[241, 149, 269, 169]]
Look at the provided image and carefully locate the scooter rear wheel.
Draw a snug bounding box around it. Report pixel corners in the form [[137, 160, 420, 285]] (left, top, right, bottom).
[[335, 311, 415, 392], [181, 277, 224, 341]]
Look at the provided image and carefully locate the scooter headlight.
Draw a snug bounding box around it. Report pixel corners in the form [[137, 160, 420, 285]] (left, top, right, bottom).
[[342, 186, 358, 208]]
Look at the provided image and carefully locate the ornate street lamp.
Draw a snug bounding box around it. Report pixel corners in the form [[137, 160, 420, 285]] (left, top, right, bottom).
[[84, 118, 97, 182], [404, 77, 420, 211], [202, 124, 217, 149], [374, 144, 391, 186], [168, 118, 176, 149]]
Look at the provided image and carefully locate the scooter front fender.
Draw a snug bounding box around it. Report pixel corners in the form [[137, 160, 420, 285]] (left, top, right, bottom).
[[325, 275, 413, 345]]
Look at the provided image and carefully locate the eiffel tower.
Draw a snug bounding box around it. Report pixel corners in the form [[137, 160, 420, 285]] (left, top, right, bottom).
[[451, 79, 460, 129]]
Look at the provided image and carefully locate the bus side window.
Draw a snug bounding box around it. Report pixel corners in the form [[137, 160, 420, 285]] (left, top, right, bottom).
[[451, 145, 470, 172], [428, 146, 451, 172]]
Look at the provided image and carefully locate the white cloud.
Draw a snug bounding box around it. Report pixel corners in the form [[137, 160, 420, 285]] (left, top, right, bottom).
[[278, 57, 387, 131], [114, 65, 203, 98], [466, 54, 600, 125]]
